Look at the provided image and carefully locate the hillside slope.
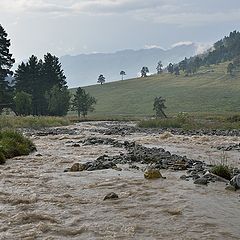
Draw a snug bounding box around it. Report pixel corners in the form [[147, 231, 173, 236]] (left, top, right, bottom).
[[71, 62, 240, 117], [62, 44, 196, 87]]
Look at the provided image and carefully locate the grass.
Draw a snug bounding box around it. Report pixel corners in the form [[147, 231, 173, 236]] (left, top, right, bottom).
[[210, 151, 232, 180], [137, 112, 240, 130], [211, 164, 232, 180], [0, 130, 36, 164], [70, 62, 240, 117], [0, 116, 71, 129]]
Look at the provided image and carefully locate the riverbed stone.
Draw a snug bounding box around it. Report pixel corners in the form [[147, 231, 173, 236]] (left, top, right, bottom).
[[194, 178, 208, 185], [225, 185, 236, 191], [144, 168, 163, 179], [103, 192, 119, 200], [230, 174, 240, 189], [70, 163, 80, 172]]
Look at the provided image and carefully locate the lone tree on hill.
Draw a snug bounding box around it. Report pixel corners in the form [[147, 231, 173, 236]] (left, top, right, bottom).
[[156, 61, 163, 74], [120, 70, 126, 80], [141, 66, 149, 77], [97, 74, 105, 85], [153, 96, 167, 118], [72, 87, 97, 117], [0, 24, 15, 112], [167, 63, 174, 74]]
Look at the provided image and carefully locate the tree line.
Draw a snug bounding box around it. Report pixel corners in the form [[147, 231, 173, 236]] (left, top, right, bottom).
[[0, 24, 96, 117]]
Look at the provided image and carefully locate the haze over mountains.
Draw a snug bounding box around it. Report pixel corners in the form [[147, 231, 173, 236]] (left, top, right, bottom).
[[61, 43, 198, 87]]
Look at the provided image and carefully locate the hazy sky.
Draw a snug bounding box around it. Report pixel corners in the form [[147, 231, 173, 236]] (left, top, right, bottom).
[[1, 0, 240, 61]]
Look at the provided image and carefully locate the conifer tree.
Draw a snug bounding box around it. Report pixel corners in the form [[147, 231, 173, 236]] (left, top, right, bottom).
[[14, 53, 69, 116], [156, 61, 163, 74], [72, 87, 96, 117], [97, 74, 105, 85], [141, 66, 149, 77], [0, 24, 15, 112], [153, 96, 167, 118]]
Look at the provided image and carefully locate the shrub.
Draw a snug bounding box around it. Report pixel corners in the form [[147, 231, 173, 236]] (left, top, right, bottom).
[[0, 130, 36, 162], [211, 164, 231, 180]]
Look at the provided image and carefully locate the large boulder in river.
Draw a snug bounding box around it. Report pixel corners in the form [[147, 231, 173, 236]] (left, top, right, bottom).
[[144, 168, 163, 179], [230, 174, 240, 190]]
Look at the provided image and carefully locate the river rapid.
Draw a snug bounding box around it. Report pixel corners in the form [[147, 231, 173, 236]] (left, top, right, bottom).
[[0, 121, 240, 240]]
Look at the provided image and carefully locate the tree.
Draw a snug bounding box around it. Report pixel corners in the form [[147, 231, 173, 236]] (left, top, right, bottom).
[[153, 96, 167, 118], [14, 91, 32, 116], [156, 61, 163, 74], [174, 66, 180, 76], [179, 57, 188, 72], [42, 53, 68, 114], [120, 71, 126, 80], [233, 55, 240, 67], [14, 53, 68, 116], [167, 63, 174, 74], [46, 85, 70, 116], [0, 24, 15, 112], [97, 74, 105, 85], [194, 56, 202, 70], [141, 66, 149, 77], [42, 53, 67, 89], [14, 55, 43, 115], [227, 63, 235, 76], [72, 87, 97, 117]]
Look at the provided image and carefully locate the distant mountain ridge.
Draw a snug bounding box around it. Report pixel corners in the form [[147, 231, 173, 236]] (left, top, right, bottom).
[[61, 44, 198, 87]]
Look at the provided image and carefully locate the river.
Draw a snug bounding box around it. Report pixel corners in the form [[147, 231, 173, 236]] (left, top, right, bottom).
[[0, 122, 239, 239]]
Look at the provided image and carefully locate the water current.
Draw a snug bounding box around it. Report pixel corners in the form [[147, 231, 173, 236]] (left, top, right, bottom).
[[0, 122, 239, 239]]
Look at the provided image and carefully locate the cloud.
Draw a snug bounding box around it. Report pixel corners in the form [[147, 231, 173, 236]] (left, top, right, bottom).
[[1, 0, 240, 27], [195, 42, 213, 55], [171, 41, 193, 48], [141, 10, 240, 26], [0, 0, 71, 15], [144, 44, 164, 50]]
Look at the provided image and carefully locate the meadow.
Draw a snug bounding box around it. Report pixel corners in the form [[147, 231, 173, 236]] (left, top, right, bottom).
[[70, 62, 240, 117]]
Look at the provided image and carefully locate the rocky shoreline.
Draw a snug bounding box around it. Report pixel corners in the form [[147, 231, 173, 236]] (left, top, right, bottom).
[[23, 121, 240, 137], [64, 136, 240, 191], [23, 122, 240, 190]]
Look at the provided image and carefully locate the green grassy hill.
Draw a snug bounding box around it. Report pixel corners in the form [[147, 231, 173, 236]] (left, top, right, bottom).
[[70, 62, 240, 117]]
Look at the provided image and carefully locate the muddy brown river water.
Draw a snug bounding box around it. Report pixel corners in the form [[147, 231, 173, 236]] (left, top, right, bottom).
[[0, 122, 240, 240]]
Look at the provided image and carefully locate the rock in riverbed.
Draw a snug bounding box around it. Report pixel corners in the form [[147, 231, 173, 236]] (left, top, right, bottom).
[[230, 174, 240, 190], [144, 168, 163, 179], [194, 177, 208, 185], [104, 192, 119, 200]]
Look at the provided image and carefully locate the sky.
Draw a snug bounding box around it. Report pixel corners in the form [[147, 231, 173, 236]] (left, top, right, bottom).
[[1, 0, 240, 62]]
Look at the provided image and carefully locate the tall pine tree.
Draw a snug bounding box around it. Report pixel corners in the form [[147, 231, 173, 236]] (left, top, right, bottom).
[[14, 55, 44, 115], [42, 53, 67, 89], [0, 24, 15, 112]]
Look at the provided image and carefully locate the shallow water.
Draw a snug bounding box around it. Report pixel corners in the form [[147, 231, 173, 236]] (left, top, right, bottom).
[[0, 122, 240, 240]]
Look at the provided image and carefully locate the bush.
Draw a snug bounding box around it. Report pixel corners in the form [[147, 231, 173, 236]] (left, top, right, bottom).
[[0, 151, 6, 164], [0, 130, 36, 162], [211, 164, 231, 180]]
